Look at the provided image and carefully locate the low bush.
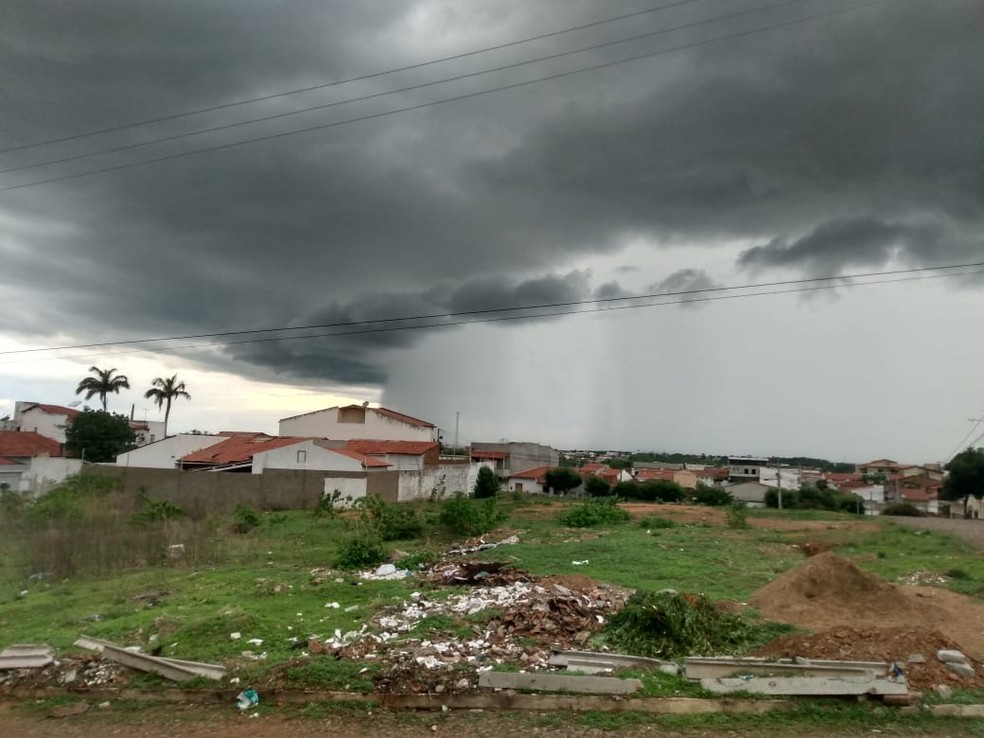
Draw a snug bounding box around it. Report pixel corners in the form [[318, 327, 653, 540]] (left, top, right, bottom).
[[334, 534, 387, 569], [882, 502, 923, 517], [359, 495, 425, 541], [233, 503, 262, 534], [692, 484, 733, 507], [439, 492, 505, 537], [558, 497, 631, 528], [130, 493, 185, 525], [726, 501, 748, 529], [603, 590, 775, 658], [639, 516, 677, 529], [584, 475, 612, 497]]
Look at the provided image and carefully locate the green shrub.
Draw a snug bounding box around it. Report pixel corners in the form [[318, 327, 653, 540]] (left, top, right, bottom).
[[604, 590, 771, 659], [639, 516, 677, 529], [130, 493, 185, 525], [439, 492, 505, 537], [882, 502, 923, 517], [233, 503, 262, 533], [334, 534, 387, 569], [725, 501, 748, 529], [692, 484, 733, 507], [946, 568, 970, 580], [313, 489, 343, 519], [472, 467, 501, 499], [558, 497, 631, 528], [584, 475, 612, 497], [359, 495, 424, 541]]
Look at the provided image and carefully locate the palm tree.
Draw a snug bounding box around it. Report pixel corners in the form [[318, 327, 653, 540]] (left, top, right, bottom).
[[144, 374, 191, 437], [75, 366, 131, 411]]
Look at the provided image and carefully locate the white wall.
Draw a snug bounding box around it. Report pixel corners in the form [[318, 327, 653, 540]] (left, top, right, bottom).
[[279, 407, 435, 442], [19, 407, 71, 444], [323, 476, 368, 508], [132, 420, 166, 447], [397, 464, 470, 502], [506, 476, 544, 494], [21, 457, 83, 496], [251, 441, 365, 474], [115, 434, 225, 469]]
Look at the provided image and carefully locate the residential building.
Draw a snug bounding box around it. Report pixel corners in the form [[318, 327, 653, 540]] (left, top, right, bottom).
[[856, 459, 900, 477], [469, 441, 558, 478], [278, 403, 437, 442], [506, 466, 551, 494], [884, 474, 942, 514], [178, 433, 307, 471], [251, 439, 392, 475], [727, 481, 770, 507], [728, 456, 769, 484], [13, 402, 80, 444], [115, 433, 228, 469], [634, 468, 699, 490], [0, 430, 81, 495]]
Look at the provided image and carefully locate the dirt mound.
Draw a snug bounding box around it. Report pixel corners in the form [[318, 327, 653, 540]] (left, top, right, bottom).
[[752, 552, 927, 624], [753, 626, 983, 690]]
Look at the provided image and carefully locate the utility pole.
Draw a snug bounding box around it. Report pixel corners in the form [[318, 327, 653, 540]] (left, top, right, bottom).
[[775, 458, 782, 511], [454, 411, 460, 454]]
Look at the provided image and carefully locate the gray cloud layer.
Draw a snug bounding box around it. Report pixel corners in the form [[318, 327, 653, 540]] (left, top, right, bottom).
[[1, 0, 981, 388]]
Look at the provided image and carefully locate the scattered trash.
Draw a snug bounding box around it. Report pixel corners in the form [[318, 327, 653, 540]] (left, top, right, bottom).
[[360, 563, 411, 580], [424, 560, 526, 587], [230, 632, 242, 640], [247, 638, 264, 646], [572, 560, 589, 566], [325, 602, 341, 609], [445, 534, 519, 557], [236, 688, 260, 710]]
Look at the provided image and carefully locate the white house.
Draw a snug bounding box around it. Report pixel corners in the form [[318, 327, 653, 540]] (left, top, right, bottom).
[[0, 430, 82, 496], [250, 439, 392, 475], [14, 402, 80, 444], [115, 433, 228, 469], [278, 403, 437, 442], [506, 466, 550, 494]]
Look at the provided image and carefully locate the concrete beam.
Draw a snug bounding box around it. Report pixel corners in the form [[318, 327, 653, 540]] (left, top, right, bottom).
[[0, 645, 54, 670], [479, 671, 641, 694], [701, 675, 907, 696], [685, 657, 888, 680]]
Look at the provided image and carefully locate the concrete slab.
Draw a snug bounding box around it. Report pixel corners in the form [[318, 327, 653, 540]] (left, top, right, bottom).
[[700, 675, 907, 696], [931, 704, 984, 718], [0, 645, 54, 670], [549, 650, 679, 675], [478, 671, 642, 694], [102, 645, 224, 682], [685, 657, 888, 681]]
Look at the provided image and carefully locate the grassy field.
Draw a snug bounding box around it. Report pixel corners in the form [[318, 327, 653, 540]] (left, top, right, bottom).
[[2, 482, 984, 701]]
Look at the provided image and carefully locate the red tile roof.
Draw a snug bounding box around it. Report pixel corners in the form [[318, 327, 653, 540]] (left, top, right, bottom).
[[578, 463, 605, 474], [635, 469, 678, 481], [471, 450, 509, 460], [510, 466, 551, 484], [0, 431, 63, 458], [346, 440, 438, 456], [180, 434, 307, 465], [697, 468, 729, 479], [328, 447, 392, 469], [21, 403, 81, 418]]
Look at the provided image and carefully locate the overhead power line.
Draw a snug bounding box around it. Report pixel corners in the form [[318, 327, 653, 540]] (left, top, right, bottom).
[[4, 262, 981, 365], [0, 0, 710, 156], [0, 0, 893, 193], [0, 0, 814, 177]]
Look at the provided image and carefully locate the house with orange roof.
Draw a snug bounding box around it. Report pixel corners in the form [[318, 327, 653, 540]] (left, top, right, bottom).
[[278, 403, 437, 442], [0, 430, 82, 495], [14, 402, 80, 444], [506, 466, 552, 494]]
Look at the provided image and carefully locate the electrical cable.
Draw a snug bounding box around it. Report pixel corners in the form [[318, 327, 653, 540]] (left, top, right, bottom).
[[0, 0, 712, 156], [0, 0, 893, 193], [5, 266, 981, 366], [0, 0, 816, 176], [2, 260, 977, 357]]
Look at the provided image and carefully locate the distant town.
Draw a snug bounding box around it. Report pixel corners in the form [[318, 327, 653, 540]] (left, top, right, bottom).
[[2, 399, 978, 519]]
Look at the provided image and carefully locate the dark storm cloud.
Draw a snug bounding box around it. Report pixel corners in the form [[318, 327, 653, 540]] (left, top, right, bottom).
[[222, 269, 611, 384], [1, 0, 982, 387], [737, 218, 942, 275]]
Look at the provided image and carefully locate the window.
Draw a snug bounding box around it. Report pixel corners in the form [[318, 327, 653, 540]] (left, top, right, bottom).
[[296, 450, 307, 463]]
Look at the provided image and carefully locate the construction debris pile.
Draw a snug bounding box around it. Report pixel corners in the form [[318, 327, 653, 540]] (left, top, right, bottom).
[[0, 652, 129, 689], [307, 566, 629, 694]]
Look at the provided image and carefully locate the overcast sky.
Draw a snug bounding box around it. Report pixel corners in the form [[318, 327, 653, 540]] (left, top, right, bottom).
[[1, 0, 982, 463]]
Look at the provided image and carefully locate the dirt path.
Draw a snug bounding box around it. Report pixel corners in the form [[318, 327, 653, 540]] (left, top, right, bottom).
[[1, 702, 981, 738]]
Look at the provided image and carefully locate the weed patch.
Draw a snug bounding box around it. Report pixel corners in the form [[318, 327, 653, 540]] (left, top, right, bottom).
[[557, 497, 630, 528]]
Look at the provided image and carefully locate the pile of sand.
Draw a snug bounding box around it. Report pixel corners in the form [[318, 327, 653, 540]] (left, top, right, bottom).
[[752, 552, 941, 627], [751, 552, 984, 661]]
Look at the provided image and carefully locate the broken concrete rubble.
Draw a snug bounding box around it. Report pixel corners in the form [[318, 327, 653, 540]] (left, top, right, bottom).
[[478, 670, 642, 694], [0, 645, 54, 670], [75, 636, 225, 682]]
